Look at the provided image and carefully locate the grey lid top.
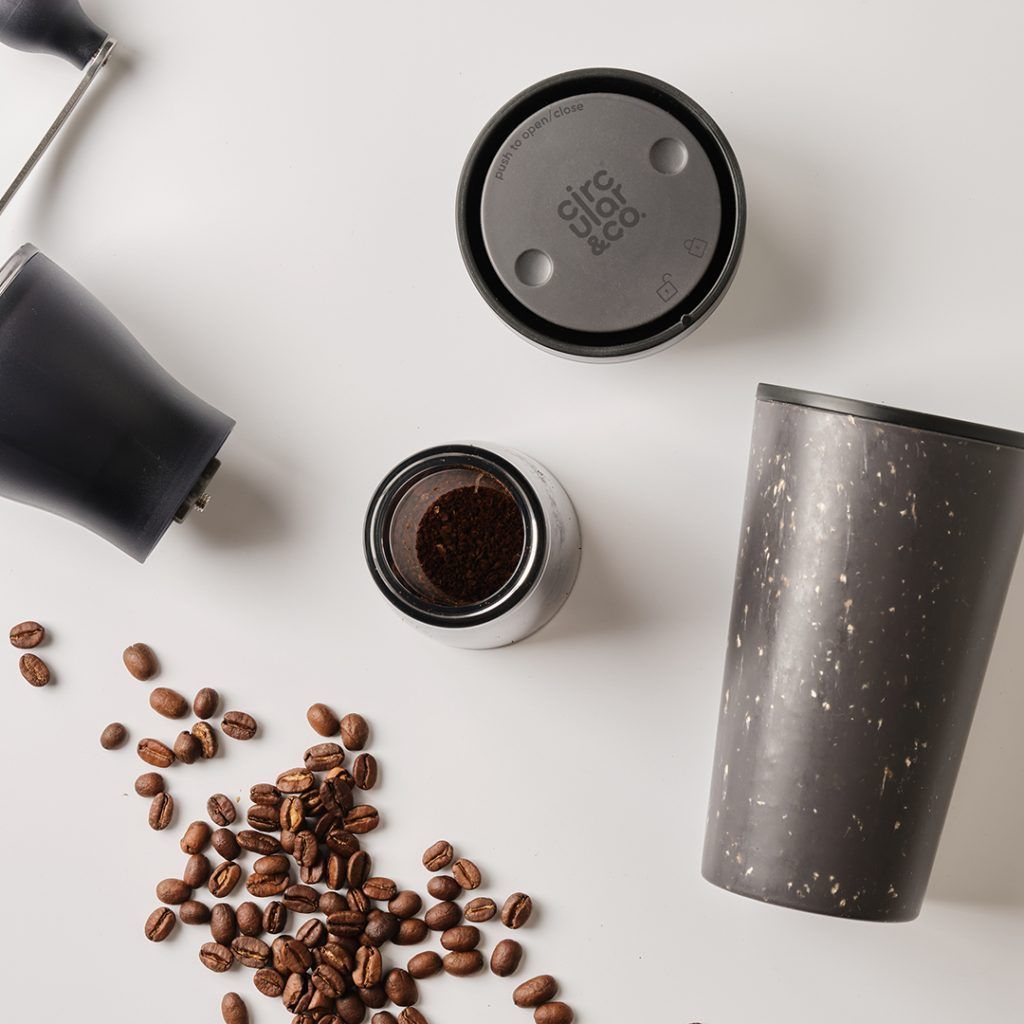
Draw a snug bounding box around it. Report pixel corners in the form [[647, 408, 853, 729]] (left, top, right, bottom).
[[480, 92, 723, 334]]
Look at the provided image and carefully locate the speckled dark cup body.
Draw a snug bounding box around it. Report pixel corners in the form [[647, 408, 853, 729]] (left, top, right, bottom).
[[702, 385, 1024, 921]]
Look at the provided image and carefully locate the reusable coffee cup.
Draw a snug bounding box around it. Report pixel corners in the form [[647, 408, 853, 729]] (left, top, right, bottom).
[[702, 384, 1024, 921]]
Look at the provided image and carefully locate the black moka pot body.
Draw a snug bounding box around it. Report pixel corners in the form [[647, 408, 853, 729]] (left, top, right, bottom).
[[0, 246, 234, 561], [702, 385, 1024, 921]]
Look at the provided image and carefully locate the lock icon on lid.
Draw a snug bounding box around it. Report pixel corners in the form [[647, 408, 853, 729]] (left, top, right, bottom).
[[657, 273, 678, 303]]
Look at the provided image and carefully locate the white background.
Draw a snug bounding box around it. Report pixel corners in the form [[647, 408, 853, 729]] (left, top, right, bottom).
[[1, 2, 1022, 1021]]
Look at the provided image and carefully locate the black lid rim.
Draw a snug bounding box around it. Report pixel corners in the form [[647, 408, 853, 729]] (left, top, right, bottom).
[[757, 384, 1024, 451], [457, 67, 746, 360]]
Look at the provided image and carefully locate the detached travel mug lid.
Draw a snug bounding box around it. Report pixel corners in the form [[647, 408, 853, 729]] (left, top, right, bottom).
[[457, 68, 745, 360]]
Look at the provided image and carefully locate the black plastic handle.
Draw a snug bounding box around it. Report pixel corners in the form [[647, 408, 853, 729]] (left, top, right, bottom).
[[0, 0, 107, 68]]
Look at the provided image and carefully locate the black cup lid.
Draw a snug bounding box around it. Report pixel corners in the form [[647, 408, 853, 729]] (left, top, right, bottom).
[[458, 69, 745, 360]]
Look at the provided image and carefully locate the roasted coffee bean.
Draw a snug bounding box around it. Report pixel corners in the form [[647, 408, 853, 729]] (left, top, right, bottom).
[[156, 878, 192, 905], [212, 827, 241, 861], [278, 796, 304, 832], [208, 861, 242, 898], [490, 938, 523, 977], [210, 903, 238, 944], [344, 805, 379, 834], [502, 891, 533, 929], [372, 1014, 398, 1024], [208, 793, 237, 826], [137, 738, 175, 768], [384, 969, 417, 1007], [534, 1003, 574, 1024], [277, 766, 314, 794], [422, 840, 453, 872], [144, 906, 175, 942], [338, 994, 370, 1024], [320, 891, 346, 916], [135, 772, 164, 797], [407, 951, 442, 980], [199, 941, 234, 973], [258, 900, 285, 935], [394, 918, 428, 945], [283, 884, 319, 913], [148, 793, 174, 831], [311, 963, 346, 998], [388, 891, 422, 919], [444, 950, 484, 977], [305, 742, 345, 772], [180, 900, 211, 925], [293, 829, 319, 867], [352, 753, 378, 790], [192, 720, 218, 758], [123, 643, 158, 680], [280, 829, 297, 854], [253, 854, 290, 876], [353, 945, 383, 988], [300, 860, 325, 885], [452, 858, 481, 890], [426, 876, 461, 901], [282, 971, 308, 1012], [346, 850, 371, 888], [325, 853, 346, 891], [320, 941, 355, 974], [231, 935, 271, 968], [441, 925, 480, 952], [9, 621, 44, 649], [253, 967, 285, 998], [297, 919, 327, 948], [222, 710, 257, 740], [359, 910, 394, 947], [321, 776, 355, 815], [236, 902, 263, 937], [181, 820, 211, 854], [250, 783, 281, 806], [398, 1010, 428, 1024], [246, 803, 279, 832], [325, 764, 356, 787], [424, 902, 462, 931], [174, 729, 201, 764], [307, 703, 340, 737], [238, 829, 280, 854], [347, 889, 371, 915], [340, 713, 369, 750], [183, 853, 211, 888], [221, 992, 249, 1024], [18, 653, 50, 686], [326, 910, 366, 938], [246, 870, 289, 898], [100, 722, 127, 750], [150, 686, 189, 719], [465, 897, 497, 923], [273, 936, 314, 975], [310, 987, 335, 1012], [514, 976, 558, 1008], [193, 687, 219, 719], [362, 877, 396, 902]]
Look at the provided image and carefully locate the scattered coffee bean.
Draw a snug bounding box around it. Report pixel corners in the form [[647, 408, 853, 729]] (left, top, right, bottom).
[[277, 766, 314, 794], [19, 653, 50, 686], [297, 918, 327, 948], [363, 876, 397, 901], [353, 943, 385, 988], [307, 702, 340, 737], [422, 840, 454, 872], [345, 804, 380, 834], [352, 752, 378, 790], [210, 903, 237, 944], [491, 939, 524, 977], [9, 620, 44, 649], [236, 901, 263, 937], [281, 971, 308, 1012], [100, 722, 127, 750], [534, 1003, 574, 1024], [180, 900, 211, 925], [384, 968, 418, 1007], [373, 1013, 399, 1024], [194, 687, 220, 719], [221, 710, 257, 740], [208, 861, 242, 899], [199, 941, 234, 973], [237, 830, 280, 855], [339, 993, 371, 1023], [191, 720, 218, 758], [443, 950, 484, 976], [249, 783, 281, 806], [283, 883, 319, 914], [389, 891, 422, 919], [407, 950, 442, 979], [156, 878, 192, 905], [304, 742, 345, 772], [135, 772, 164, 797], [452, 857, 481, 890], [427, 875, 461, 901], [424, 901, 462, 931], [144, 906, 176, 942], [319, 891, 346, 916], [137, 738, 175, 768], [173, 730, 201, 764], [246, 870, 290, 898], [395, 918, 428, 945], [465, 897, 497, 923], [502, 891, 533, 929], [514, 976, 559, 1008], [207, 793, 237, 826], [183, 853, 211, 888], [398, 1010, 429, 1024], [181, 820, 211, 854], [441, 925, 480, 952], [211, 828, 240, 861], [231, 935, 271, 968], [246, 803, 279, 832], [221, 992, 249, 1024], [123, 643, 158, 681], [273, 936, 313, 974], [340, 712, 369, 750], [149, 686, 189, 719], [253, 967, 285, 997], [148, 792, 174, 830]]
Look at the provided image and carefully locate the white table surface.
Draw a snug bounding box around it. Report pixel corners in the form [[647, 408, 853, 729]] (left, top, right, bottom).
[[1, 2, 1022, 1021]]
